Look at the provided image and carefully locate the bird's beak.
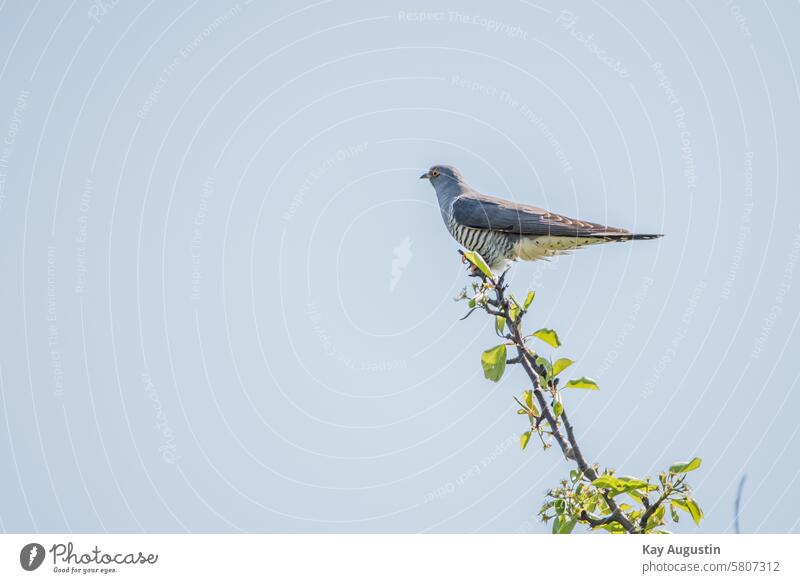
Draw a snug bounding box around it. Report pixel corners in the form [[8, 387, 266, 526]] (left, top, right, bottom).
[[419, 172, 430, 180]]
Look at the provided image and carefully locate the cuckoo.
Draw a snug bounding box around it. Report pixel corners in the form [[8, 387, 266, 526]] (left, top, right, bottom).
[[421, 164, 662, 272]]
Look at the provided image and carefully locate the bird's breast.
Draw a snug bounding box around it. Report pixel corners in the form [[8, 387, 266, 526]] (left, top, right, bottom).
[[446, 216, 514, 266]]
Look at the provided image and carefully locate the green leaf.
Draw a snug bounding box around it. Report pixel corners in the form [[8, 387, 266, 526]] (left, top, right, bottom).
[[481, 344, 507, 382], [523, 291, 535, 310], [550, 515, 561, 533], [627, 489, 644, 502], [615, 476, 649, 490], [654, 504, 666, 522], [532, 328, 561, 348], [591, 475, 652, 500], [462, 250, 494, 280], [552, 514, 577, 534], [625, 483, 657, 502], [591, 475, 625, 490], [670, 503, 680, 523], [528, 397, 541, 418], [517, 390, 539, 417], [671, 498, 689, 513], [564, 377, 600, 391], [669, 457, 702, 474], [553, 401, 563, 418], [516, 408, 526, 415], [520, 431, 531, 450], [685, 498, 703, 525], [671, 498, 703, 525], [509, 302, 521, 324], [552, 358, 575, 377], [495, 316, 506, 335]]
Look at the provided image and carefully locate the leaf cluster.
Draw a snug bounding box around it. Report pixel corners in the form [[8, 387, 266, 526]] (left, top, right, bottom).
[[540, 460, 703, 534]]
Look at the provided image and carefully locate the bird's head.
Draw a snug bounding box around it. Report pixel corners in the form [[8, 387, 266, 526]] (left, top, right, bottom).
[[419, 164, 464, 188]]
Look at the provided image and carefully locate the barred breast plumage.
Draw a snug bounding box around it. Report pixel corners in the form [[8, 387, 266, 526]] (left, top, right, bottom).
[[446, 213, 515, 270]]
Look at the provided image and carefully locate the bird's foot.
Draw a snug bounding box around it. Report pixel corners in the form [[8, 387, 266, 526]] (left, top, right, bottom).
[[458, 251, 483, 279], [467, 264, 483, 278]]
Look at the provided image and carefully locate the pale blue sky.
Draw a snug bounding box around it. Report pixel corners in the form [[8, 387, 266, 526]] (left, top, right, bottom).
[[0, 0, 798, 533]]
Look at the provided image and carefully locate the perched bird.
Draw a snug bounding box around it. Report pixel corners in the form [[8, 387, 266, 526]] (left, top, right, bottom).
[[421, 164, 662, 272]]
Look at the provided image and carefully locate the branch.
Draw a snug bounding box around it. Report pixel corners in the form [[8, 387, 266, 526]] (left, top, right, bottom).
[[638, 490, 670, 531], [638, 476, 684, 531], [580, 510, 625, 529], [486, 270, 637, 534], [495, 284, 573, 459]]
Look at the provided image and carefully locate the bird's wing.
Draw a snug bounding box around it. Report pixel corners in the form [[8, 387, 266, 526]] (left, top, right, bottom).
[[452, 193, 629, 237]]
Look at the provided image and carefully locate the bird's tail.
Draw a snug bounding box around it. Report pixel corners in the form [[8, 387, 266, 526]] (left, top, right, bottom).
[[600, 233, 663, 241], [628, 233, 663, 240]]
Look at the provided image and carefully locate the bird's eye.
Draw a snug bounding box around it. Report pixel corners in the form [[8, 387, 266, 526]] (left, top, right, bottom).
[[431, 169, 440, 177]]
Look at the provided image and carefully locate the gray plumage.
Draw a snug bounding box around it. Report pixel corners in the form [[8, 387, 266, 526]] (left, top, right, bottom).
[[421, 164, 662, 272]]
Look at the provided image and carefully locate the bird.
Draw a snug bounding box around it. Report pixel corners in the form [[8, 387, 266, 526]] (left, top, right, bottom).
[[420, 164, 662, 272]]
